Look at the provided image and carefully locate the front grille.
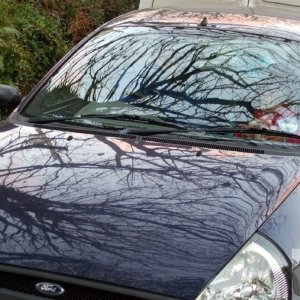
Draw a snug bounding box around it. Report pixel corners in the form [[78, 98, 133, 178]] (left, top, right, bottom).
[[0, 270, 142, 300]]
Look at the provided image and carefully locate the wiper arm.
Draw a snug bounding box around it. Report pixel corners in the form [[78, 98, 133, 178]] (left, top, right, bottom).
[[83, 114, 185, 130], [203, 126, 300, 139], [26, 113, 186, 131]]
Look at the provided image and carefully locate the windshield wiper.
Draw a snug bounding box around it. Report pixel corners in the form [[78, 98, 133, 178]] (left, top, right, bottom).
[[202, 126, 300, 139], [26, 113, 186, 131]]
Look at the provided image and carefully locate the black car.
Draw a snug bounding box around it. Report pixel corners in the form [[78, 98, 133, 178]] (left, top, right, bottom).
[[0, 7, 300, 300]]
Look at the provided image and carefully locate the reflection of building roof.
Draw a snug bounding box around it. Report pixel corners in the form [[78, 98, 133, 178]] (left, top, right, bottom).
[[107, 9, 300, 42]]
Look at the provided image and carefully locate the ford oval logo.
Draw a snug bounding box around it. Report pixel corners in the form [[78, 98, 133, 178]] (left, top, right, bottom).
[[35, 282, 65, 296]]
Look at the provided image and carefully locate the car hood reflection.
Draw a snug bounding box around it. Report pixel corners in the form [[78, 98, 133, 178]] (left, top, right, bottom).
[[0, 125, 299, 300]]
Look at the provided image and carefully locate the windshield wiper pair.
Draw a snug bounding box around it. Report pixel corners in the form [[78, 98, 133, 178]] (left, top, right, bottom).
[[26, 113, 186, 132], [27, 114, 300, 140]]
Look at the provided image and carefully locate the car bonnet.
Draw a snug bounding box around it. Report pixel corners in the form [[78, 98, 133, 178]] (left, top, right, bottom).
[[0, 124, 299, 299]]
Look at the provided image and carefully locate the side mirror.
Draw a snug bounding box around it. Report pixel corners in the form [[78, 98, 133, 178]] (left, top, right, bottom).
[[0, 84, 23, 110]]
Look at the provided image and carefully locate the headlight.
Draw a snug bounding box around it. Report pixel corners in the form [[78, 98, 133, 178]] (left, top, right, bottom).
[[196, 234, 291, 300]]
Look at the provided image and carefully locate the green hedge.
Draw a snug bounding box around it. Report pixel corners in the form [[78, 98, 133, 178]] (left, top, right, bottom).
[[0, 1, 67, 93], [0, 0, 139, 119]]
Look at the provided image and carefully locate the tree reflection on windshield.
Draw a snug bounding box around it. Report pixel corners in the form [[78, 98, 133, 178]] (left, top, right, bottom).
[[24, 26, 300, 140]]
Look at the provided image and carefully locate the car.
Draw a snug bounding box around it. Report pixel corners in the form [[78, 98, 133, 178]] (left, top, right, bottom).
[[0, 1, 300, 299], [139, 0, 300, 19]]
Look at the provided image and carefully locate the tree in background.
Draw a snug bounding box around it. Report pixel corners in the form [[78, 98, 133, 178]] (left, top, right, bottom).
[[0, 0, 139, 95], [26, 0, 139, 44], [0, 1, 67, 94]]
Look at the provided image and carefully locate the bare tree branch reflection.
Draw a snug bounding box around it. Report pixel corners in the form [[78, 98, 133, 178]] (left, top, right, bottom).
[[0, 126, 299, 298], [26, 25, 300, 133], [2, 17, 300, 297]]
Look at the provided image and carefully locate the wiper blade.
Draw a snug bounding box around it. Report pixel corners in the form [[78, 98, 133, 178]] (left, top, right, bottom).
[[203, 126, 300, 139], [26, 113, 186, 130], [119, 127, 187, 136], [83, 114, 185, 130], [27, 115, 87, 124]]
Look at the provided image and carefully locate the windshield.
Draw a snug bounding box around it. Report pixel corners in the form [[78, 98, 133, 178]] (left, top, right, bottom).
[[22, 25, 300, 144]]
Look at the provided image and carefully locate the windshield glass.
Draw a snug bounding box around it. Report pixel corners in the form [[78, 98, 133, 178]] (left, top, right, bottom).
[[22, 25, 300, 144]]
